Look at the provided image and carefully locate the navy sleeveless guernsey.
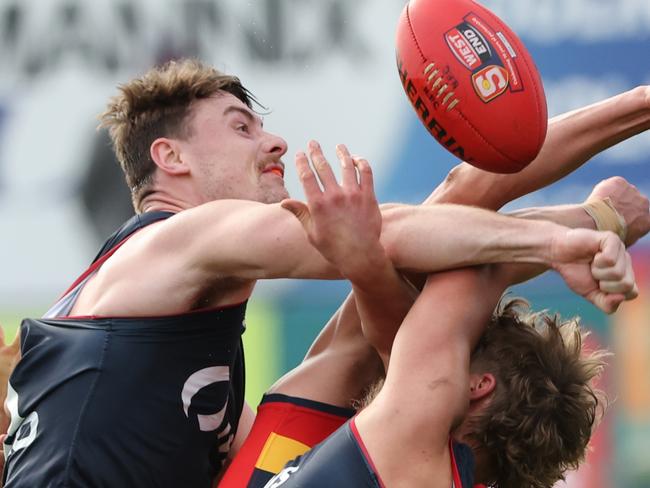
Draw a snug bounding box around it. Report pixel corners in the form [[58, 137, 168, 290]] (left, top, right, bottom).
[[3, 212, 247, 488], [264, 419, 475, 488]]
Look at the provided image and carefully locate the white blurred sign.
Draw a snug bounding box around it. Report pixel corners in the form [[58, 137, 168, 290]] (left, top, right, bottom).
[[0, 0, 407, 306]]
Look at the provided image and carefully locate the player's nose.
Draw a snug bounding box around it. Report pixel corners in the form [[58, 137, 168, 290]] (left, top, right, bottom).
[[262, 131, 288, 158]]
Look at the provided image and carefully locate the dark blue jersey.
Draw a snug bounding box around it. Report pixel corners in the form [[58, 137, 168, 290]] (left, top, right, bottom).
[[264, 419, 475, 488], [3, 212, 247, 488]]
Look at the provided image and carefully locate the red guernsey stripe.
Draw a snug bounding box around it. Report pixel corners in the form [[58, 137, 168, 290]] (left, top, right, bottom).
[[449, 438, 463, 488], [349, 417, 387, 488], [58, 237, 132, 299], [219, 395, 352, 488]]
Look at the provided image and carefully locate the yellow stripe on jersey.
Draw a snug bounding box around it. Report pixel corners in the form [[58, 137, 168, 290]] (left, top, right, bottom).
[[255, 432, 311, 474]]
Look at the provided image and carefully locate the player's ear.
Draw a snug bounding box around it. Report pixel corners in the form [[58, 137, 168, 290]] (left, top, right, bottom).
[[150, 137, 190, 176], [468, 373, 496, 401]]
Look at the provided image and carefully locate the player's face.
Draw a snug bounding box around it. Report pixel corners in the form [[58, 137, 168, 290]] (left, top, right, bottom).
[[180, 94, 289, 204]]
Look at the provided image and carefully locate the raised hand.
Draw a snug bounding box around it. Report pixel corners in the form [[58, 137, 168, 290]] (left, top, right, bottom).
[[281, 140, 385, 281], [585, 176, 650, 246], [550, 229, 637, 313]]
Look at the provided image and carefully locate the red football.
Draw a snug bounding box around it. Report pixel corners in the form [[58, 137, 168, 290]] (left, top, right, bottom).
[[396, 0, 547, 173]]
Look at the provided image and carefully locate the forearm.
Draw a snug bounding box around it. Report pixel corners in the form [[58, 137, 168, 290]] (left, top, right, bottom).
[[348, 249, 416, 363], [381, 204, 633, 314], [507, 204, 596, 231], [372, 266, 508, 437], [499, 204, 599, 285], [428, 86, 650, 210], [380, 203, 563, 272]]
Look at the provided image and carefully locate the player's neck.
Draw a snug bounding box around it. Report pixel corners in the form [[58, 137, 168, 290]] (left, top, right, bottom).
[[140, 192, 193, 214]]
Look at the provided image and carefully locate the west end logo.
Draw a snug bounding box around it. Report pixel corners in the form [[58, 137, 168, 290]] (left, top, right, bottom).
[[445, 24, 491, 71]]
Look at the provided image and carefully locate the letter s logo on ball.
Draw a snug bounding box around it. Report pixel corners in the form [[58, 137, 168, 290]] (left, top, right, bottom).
[[472, 65, 509, 103]]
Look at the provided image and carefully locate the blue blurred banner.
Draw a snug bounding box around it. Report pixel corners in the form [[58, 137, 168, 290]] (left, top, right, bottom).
[[384, 1, 650, 209]]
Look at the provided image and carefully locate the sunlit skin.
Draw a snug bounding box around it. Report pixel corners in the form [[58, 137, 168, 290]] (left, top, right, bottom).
[[143, 93, 290, 213]]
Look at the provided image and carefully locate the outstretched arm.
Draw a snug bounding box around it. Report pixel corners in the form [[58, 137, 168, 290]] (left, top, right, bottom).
[[507, 177, 650, 247], [173, 156, 571, 279], [428, 86, 650, 209], [132, 172, 573, 287], [122, 141, 639, 315], [282, 146, 640, 373], [294, 141, 637, 315], [471, 177, 649, 287], [380, 176, 648, 369]]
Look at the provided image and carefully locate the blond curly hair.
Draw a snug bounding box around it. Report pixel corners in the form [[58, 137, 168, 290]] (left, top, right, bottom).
[[468, 298, 609, 488]]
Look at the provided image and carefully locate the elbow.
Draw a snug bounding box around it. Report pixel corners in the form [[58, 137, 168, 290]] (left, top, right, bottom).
[[421, 164, 466, 204], [436, 163, 509, 210], [630, 85, 650, 109]]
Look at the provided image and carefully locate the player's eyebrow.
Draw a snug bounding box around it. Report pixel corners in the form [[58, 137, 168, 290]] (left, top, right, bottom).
[[223, 105, 264, 128]]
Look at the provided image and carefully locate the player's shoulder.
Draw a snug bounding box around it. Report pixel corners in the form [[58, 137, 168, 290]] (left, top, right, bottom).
[[182, 198, 279, 219], [115, 201, 259, 250], [147, 199, 285, 242]]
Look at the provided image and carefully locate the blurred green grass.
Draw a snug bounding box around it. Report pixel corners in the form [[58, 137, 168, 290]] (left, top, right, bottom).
[[241, 300, 283, 407], [0, 311, 28, 343]]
